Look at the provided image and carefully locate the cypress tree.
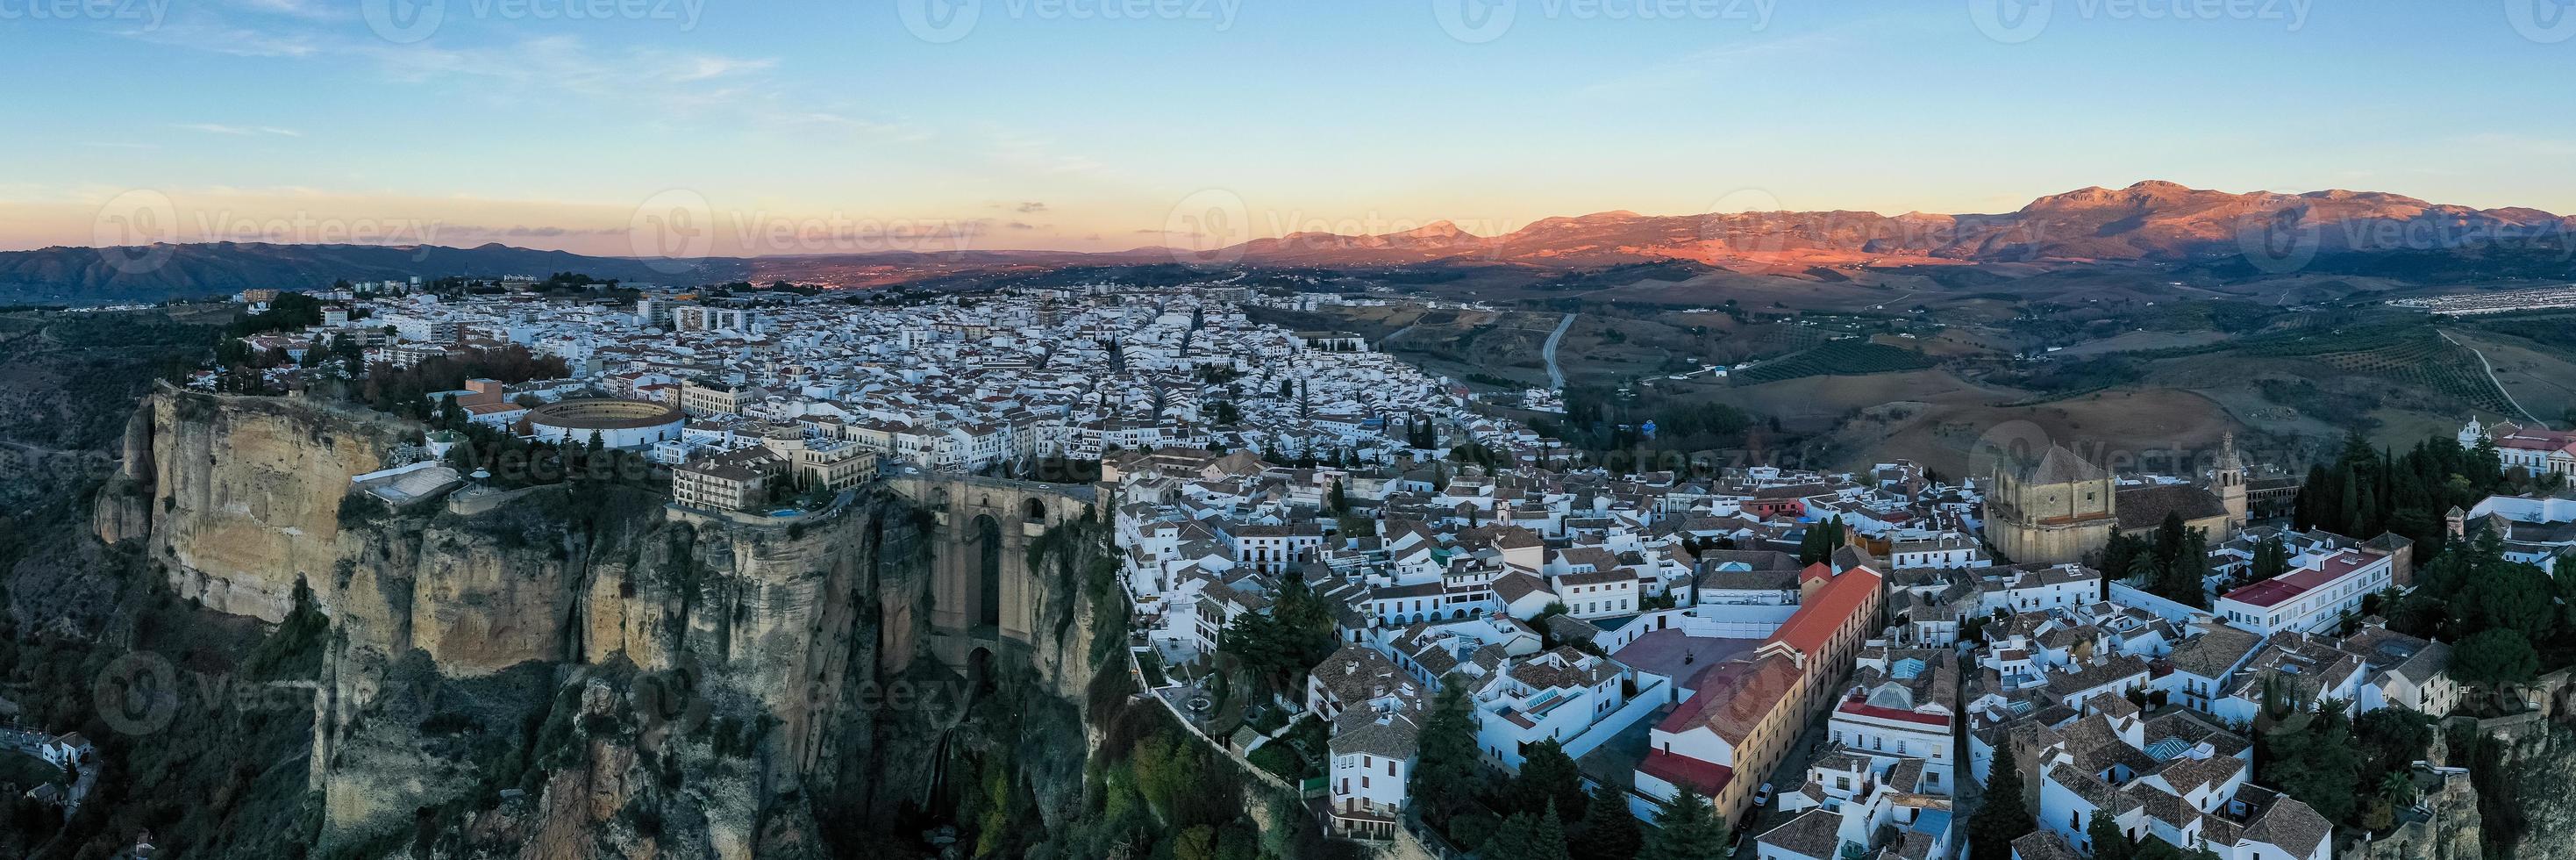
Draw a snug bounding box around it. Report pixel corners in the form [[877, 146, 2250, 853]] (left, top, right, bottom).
[[1968, 744, 2037, 860]]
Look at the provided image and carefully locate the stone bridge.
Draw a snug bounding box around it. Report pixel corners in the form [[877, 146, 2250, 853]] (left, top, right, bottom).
[[885, 473, 1101, 670]]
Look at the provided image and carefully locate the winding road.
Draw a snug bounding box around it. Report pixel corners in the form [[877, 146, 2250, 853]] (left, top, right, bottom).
[[1541, 312, 1577, 391], [2440, 330, 2545, 425]]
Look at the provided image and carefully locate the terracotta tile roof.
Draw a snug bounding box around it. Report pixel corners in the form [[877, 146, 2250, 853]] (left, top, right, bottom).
[[1767, 566, 1883, 660], [1639, 749, 1734, 797], [1659, 652, 1804, 744]]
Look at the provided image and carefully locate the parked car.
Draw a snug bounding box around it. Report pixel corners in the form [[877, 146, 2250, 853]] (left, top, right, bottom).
[[1752, 782, 1774, 808]]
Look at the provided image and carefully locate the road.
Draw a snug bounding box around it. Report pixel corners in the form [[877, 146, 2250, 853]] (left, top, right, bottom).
[[1541, 312, 1577, 391], [2439, 330, 2545, 425]]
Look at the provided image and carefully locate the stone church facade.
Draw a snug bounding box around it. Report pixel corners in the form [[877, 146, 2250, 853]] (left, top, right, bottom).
[[1984, 435, 2248, 565]]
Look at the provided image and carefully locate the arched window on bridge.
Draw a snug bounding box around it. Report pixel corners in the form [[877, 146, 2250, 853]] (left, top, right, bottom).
[[972, 513, 1003, 629]]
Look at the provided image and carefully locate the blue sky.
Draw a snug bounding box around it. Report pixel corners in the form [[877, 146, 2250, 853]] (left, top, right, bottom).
[[5, 0, 2575, 255]]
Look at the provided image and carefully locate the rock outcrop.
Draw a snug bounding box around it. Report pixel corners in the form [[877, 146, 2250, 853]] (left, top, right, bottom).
[[99, 391, 1119, 860], [100, 385, 419, 621]]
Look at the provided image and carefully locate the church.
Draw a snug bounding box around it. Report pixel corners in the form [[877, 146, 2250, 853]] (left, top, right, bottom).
[[2460, 417, 2576, 479], [1982, 434, 2248, 565]]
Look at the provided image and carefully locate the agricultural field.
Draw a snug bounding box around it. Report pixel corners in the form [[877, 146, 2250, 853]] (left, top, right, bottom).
[[1732, 340, 1937, 384], [2306, 335, 2519, 416], [2048, 329, 2237, 357], [2443, 329, 2576, 425]]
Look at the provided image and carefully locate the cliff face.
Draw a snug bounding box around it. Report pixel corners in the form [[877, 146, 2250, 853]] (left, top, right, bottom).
[[103, 386, 420, 621], [99, 391, 1117, 860]]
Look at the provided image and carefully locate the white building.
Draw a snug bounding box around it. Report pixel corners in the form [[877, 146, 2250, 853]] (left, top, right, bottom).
[[2211, 548, 2394, 635]]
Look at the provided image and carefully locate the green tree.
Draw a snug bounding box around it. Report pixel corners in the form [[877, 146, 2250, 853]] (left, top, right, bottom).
[[2251, 536, 2291, 582], [2100, 532, 2147, 584], [1485, 813, 1540, 859], [1526, 802, 1574, 860], [1573, 781, 1641, 860], [1409, 677, 1488, 831], [2087, 812, 2131, 860], [1638, 787, 1729, 860], [1172, 825, 1219, 860], [1968, 744, 2037, 860], [2256, 701, 2360, 826], [2451, 628, 2542, 690], [1506, 739, 1587, 821]]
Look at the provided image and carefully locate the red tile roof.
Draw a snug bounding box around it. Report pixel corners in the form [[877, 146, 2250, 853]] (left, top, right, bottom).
[[1835, 700, 1952, 727], [1766, 565, 1882, 659], [2220, 549, 2380, 609], [1639, 749, 1736, 797], [1659, 653, 1804, 743]]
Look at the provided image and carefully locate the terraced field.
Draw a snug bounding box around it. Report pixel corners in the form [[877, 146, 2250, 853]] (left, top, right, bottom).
[[2305, 335, 2519, 415]]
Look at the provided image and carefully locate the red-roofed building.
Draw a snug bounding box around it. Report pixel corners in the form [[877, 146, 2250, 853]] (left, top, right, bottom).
[[1631, 565, 1887, 826], [2214, 548, 2395, 635]]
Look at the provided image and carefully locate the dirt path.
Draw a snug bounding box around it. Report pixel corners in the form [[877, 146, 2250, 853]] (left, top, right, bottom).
[[2441, 330, 2545, 425]]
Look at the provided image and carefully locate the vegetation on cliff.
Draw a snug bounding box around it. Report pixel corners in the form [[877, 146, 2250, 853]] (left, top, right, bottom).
[[0, 546, 330, 860]]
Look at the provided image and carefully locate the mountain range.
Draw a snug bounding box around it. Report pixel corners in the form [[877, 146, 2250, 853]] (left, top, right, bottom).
[[6, 182, 2572, 305]]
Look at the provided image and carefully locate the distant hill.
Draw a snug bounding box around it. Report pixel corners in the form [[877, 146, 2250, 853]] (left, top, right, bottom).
[[11, 182, 2573, 305], [0, 242, 748, 305], [1218, 181, 2576, 270]]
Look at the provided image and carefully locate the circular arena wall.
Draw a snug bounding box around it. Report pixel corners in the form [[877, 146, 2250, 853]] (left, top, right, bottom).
[[524, 398, 686, 448]]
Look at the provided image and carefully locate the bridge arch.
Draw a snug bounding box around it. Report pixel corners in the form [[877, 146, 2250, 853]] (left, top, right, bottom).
[[888, 474, 1099, 669]]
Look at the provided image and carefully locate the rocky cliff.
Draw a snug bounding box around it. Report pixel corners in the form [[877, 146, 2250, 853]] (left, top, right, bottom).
[[95, 391, 1122, 860], [99, 384, 421, 622]]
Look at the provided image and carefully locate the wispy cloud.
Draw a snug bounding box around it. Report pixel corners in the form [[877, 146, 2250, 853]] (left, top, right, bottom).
[[229, 0, 345, 19], [173, 123, 302, 136], [671, 55, 777, 82], [1576, 24, 1874, 100]]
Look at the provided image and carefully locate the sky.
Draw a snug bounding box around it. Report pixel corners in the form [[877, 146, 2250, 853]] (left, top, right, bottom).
[[5, 0, 2576, 257]]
